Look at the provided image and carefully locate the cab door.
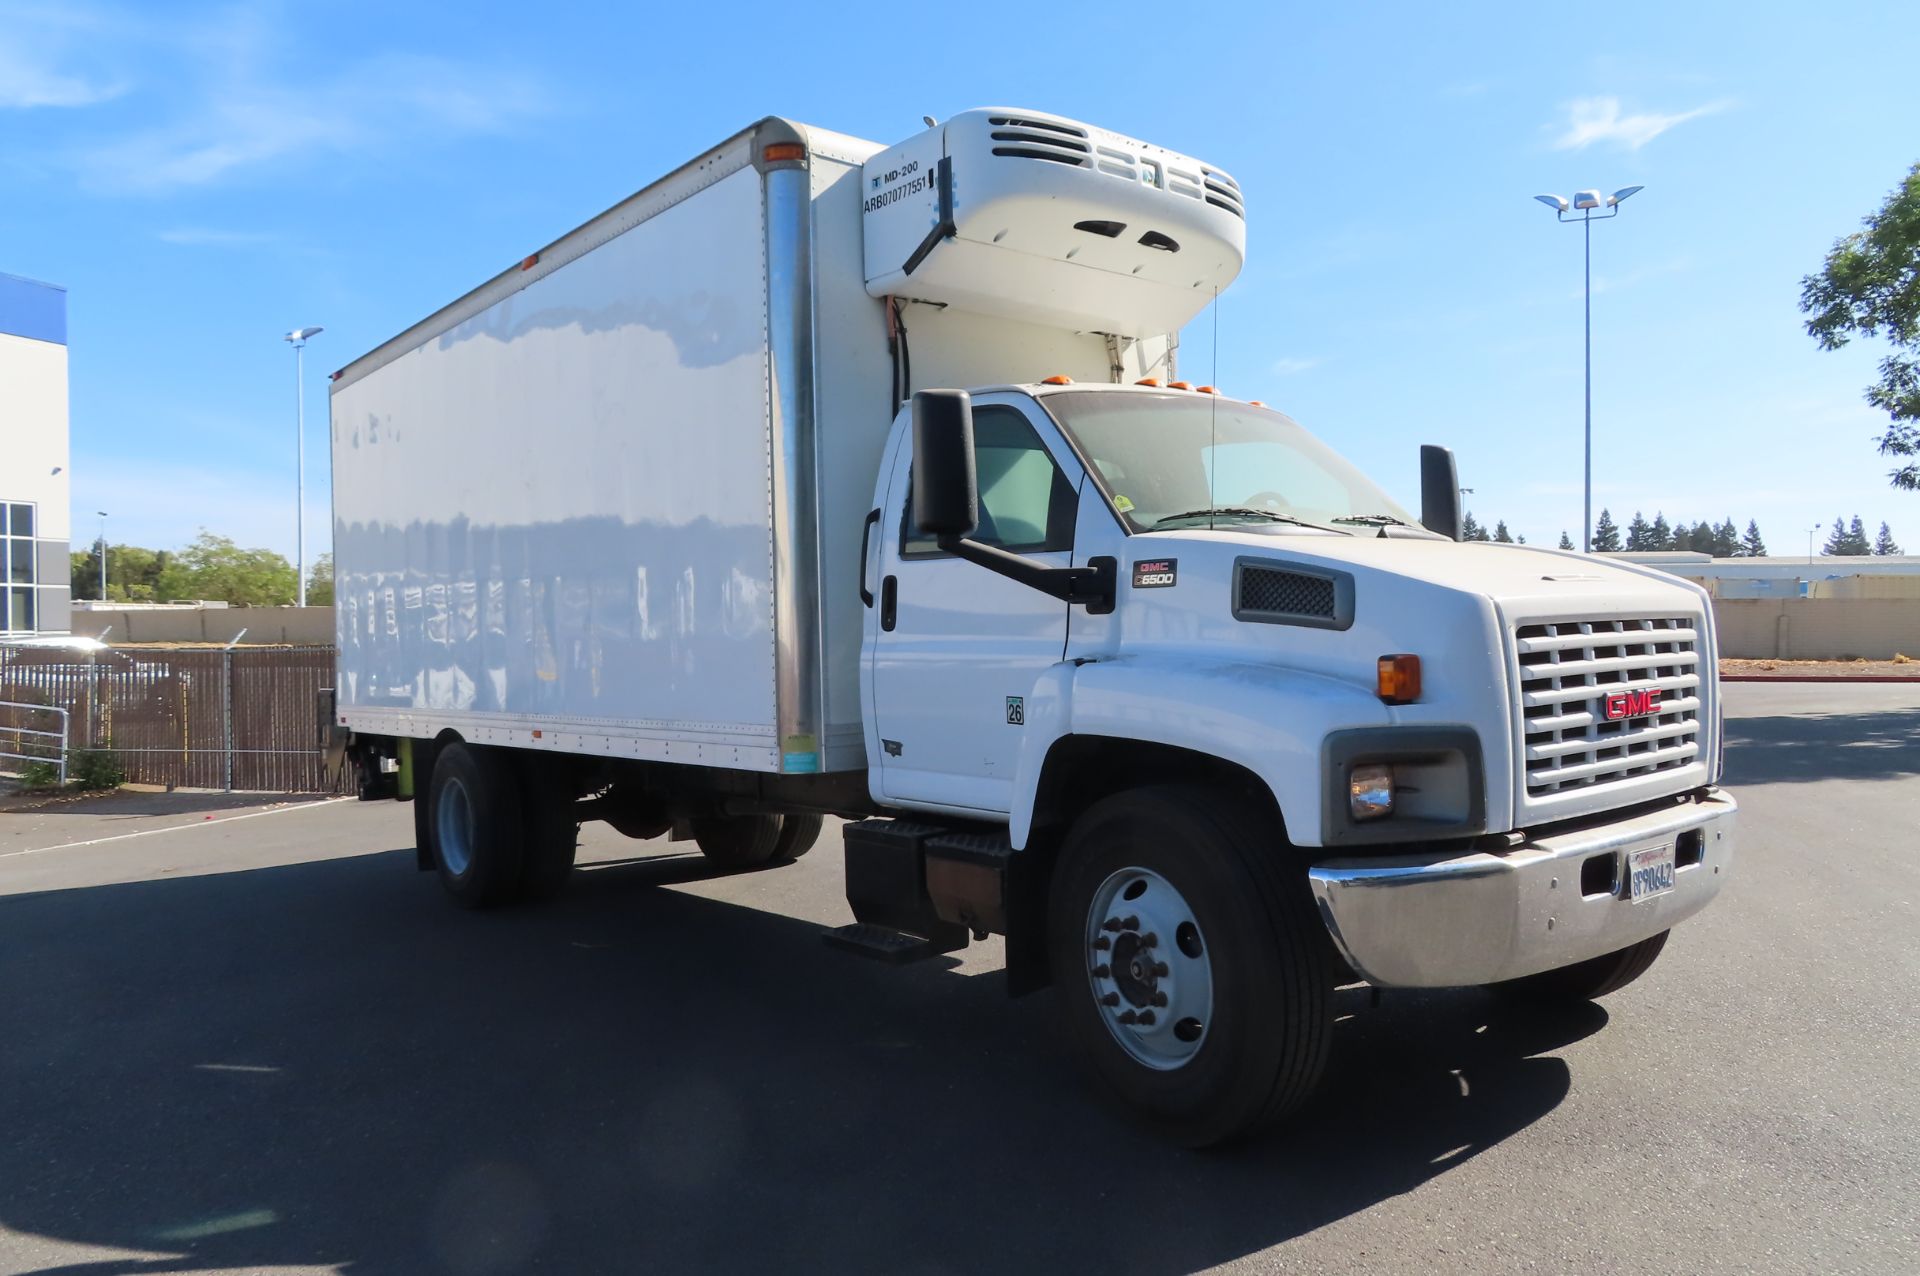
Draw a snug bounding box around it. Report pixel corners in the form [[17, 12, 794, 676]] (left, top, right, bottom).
[[865, 395, 1081, 814]]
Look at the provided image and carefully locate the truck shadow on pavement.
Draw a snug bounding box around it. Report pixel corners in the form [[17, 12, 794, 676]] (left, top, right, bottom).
[[1723, 706, 1920, 785], [0, 846, 1600, 1276]]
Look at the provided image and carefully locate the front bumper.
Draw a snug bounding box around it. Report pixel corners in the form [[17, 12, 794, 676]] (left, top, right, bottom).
[[1308, 788, 1735, 987]]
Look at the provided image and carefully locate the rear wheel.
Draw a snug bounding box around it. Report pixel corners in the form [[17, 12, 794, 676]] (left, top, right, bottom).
[[1048, 784, 1331, 1148], [771, 813, 824, 862], [1490, 930, 1670, 1002], [690, 813, 787, 870], [427, 743, 525, 908]]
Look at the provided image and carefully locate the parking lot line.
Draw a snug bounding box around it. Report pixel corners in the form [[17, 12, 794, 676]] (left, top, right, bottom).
[[0, 798, 350, 859]]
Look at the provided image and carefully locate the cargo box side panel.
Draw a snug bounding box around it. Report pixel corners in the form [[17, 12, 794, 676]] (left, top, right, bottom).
[[332, 165, 780, 767]]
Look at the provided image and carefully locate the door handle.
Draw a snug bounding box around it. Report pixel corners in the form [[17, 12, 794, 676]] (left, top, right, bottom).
[[880, 576, 897, 631], [859, 507, 881, 607]]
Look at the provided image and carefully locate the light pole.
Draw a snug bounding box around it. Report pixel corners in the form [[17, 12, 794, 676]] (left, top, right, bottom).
[[283, 326, 324, 605], [1533, 185, 1644, 553], [1808, 523, 1821, 567], [96, 511, 108, 601]]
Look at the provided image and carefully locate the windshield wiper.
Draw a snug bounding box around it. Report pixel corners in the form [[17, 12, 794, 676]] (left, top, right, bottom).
[[1149, 507, 1353, 534], [1331, 513, 1409, 527]]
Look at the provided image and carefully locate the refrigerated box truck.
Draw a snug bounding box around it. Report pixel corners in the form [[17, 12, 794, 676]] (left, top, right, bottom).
[[330, 109, 1736, 1145]]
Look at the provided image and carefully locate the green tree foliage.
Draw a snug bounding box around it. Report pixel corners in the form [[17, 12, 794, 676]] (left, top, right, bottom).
[[1492, 519, 1514, 543], [1625, 511, 1651, 550], [1558, 531, 1574, 550], [1874, 522, 1903, 555], [1741, 520, 1768, 556], [1716, 519, 1741, 557], [1592, 509, 1622, 552], [1822, 515, 1873, 556], [154, 532, 298, 604], [1461, 511, 1491, 542], [1649, 513, 1674, 550], [307, 553, 335, 607], [1800, 161, 1920, 490]]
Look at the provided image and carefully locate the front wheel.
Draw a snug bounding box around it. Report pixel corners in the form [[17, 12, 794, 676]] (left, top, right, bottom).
[[1048, 784, 1331, 1148], [1490, 931, 1670, 1002]]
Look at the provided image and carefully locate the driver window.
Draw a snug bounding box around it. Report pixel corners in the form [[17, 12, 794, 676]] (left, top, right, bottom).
[[904, 407, 1078, 556]]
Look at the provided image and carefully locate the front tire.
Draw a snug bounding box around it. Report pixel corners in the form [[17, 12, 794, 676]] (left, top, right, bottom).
[[427, 743, 525, 909], [1048, 784, 1331, 1148], [1491, 931, 1670, 1002]]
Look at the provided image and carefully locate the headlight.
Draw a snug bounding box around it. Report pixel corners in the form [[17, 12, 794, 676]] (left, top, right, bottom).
[[1349, 763, 1394, 821]]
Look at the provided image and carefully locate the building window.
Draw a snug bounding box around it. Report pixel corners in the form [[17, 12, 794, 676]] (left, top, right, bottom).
[[2, 500, 39, 632]]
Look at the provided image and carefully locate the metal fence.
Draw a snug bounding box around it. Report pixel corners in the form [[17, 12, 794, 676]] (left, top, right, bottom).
[[0, 644, 347, 793]]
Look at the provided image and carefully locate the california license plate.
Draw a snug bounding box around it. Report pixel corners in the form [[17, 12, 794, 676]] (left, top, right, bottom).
[[1627, 844, 1677, 902]]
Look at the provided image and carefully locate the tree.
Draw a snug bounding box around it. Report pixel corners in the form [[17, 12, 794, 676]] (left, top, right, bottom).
[[1461, 511, 1491, 542], [307, 553, 335, 607], [1822, 515, 1872, 556], [1800, 161, 1920, 490], [1715, 519, 1741, 557], [1874, 522, 1903, 555], [1558, 531, 1574, 550], [154, 532, 298, 604], [1625, 511, 1651, 550], [1492, 519, 1514, 543], [1741, 520, 1768, 556], [69, 544, 168, 601], [1592, 509, 1622, 552], [1649, 513, 1674, 550]]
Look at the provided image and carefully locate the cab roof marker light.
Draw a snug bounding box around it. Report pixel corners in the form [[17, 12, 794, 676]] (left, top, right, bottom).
[[520, 253, 540, 271], [1135, 377, 1162, 386], [1195, 385, 1219, 394], [1248, 399, 1266, 406], [1167, 380, 1192, 390], [1041, 374, 1073, 385]]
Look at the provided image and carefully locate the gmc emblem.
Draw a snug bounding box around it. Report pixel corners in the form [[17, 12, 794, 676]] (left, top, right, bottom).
[[1603, 688, 1663, 721]]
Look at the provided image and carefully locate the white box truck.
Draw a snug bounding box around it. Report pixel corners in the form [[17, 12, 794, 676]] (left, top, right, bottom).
[[329, 109, 1736, 1146]]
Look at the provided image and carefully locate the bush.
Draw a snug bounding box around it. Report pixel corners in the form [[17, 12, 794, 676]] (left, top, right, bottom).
[[68, 749, 125, 792], [17, 759, 63, 790]]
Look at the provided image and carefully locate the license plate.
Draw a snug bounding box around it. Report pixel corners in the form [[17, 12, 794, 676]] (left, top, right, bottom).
[[1626, 844, 1677, 902]]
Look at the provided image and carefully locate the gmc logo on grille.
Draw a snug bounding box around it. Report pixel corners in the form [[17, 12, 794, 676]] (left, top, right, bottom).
[[1603, 688, 1663, 721]]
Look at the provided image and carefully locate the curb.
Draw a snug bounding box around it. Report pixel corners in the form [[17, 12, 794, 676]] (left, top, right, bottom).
[[1721, 675, 1920, 683]]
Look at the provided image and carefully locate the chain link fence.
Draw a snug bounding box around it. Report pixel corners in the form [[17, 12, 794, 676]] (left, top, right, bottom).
[[0, 644, 347, 793]]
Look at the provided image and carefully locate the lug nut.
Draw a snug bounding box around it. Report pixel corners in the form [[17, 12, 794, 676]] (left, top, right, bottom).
[[1120, 916, 1140, 931], [1151, 991, 1168, 1007], [1101, 917, 1122, 932], [1141, 932, 1158, 948], [1092, 964, 1110, 978], [1091, 936, 1111, 951], [1137, 1011, 1156, 1026], [1153, 962, 1169, 978], [1118, 1010, 1138, 1025], [1100, 992, 1120, 1006]]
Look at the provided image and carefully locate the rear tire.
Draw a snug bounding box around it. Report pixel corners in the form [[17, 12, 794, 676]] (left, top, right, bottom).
[[1048, 784, 1331, 1148], [427, 743, 525, 909], [690, 813, 786, 870], [1491, 930, 1670, 1002], [771, 813, 824, 862]]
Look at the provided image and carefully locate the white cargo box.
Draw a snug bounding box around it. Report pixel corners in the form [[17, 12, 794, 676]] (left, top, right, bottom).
[[862, 108, 1246, 336]]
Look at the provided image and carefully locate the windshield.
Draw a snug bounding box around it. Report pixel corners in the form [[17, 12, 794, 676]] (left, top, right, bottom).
[[1041, 391, 1419, 533]]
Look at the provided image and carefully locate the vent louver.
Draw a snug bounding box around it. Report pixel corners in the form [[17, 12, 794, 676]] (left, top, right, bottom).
[[989, 116, 1091, 167], [1233, 560, 1352, 630], [1203, 169, 1245, 219]]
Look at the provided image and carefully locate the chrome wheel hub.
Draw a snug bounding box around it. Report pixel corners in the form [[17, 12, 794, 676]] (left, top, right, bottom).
[[1085, 867, 1212, 1070]]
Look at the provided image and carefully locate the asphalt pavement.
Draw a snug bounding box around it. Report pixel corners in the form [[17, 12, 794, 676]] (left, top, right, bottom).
[[0, 682, 1915, 1275]]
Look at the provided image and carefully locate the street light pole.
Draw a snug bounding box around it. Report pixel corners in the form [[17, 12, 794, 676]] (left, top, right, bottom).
[[1533, 186, 1644, 553], [283, 327, 324, 605], [96, 511, 108, 601]]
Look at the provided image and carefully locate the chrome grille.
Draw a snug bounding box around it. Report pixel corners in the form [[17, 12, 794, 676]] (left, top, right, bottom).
[[1516, 616, 1702, 795]]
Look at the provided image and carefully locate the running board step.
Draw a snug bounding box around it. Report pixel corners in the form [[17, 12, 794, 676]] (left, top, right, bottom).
[[823, 922, 964, 964]]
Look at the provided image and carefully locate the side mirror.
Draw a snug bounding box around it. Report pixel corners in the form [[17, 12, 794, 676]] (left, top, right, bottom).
[[1420, 445, 1462, 542], [911, 389, 978, 538]]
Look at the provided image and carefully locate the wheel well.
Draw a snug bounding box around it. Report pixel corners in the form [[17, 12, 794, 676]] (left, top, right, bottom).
[[1029, 736, 1286, 845]]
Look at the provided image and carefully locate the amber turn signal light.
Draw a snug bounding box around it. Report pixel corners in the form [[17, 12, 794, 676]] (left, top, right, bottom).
[[1377, 654, 1422, 704], [1041, 374, 1073, 385]]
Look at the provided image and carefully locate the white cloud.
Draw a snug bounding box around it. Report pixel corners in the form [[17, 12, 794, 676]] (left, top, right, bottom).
[[0, 3, 129, 107], [77, 51, 552, 192], [1551, 96, 1728, 151], [156, 226, 278, 247], [1270, 356, 1323, 376]]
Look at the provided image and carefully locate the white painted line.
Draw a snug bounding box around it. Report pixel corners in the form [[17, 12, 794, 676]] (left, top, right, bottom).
[[0, 798, 351, 858]]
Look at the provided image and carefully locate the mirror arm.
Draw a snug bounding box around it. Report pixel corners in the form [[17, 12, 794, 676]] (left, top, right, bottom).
[[935, 536, 1115, 613]]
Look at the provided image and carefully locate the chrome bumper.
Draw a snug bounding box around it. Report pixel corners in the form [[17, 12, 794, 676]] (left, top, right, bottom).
[[1308, 789, 1735, 988]]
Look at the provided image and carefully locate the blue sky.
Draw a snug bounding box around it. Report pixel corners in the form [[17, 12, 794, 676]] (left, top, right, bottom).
[[4, 0, 1917, 560]]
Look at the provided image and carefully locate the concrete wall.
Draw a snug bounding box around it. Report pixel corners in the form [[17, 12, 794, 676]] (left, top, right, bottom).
[[1712, 598, 1920, 660], [70, 606, 336, 646]]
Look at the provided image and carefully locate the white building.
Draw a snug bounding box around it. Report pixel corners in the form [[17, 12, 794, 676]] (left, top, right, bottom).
[[1, 271, 71, 635], [1608, 550, 1920, 598]]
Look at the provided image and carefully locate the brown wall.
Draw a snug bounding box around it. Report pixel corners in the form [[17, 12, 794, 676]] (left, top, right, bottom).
[[1712, 598, 1920, 660], [70, 606, 336, 646]]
